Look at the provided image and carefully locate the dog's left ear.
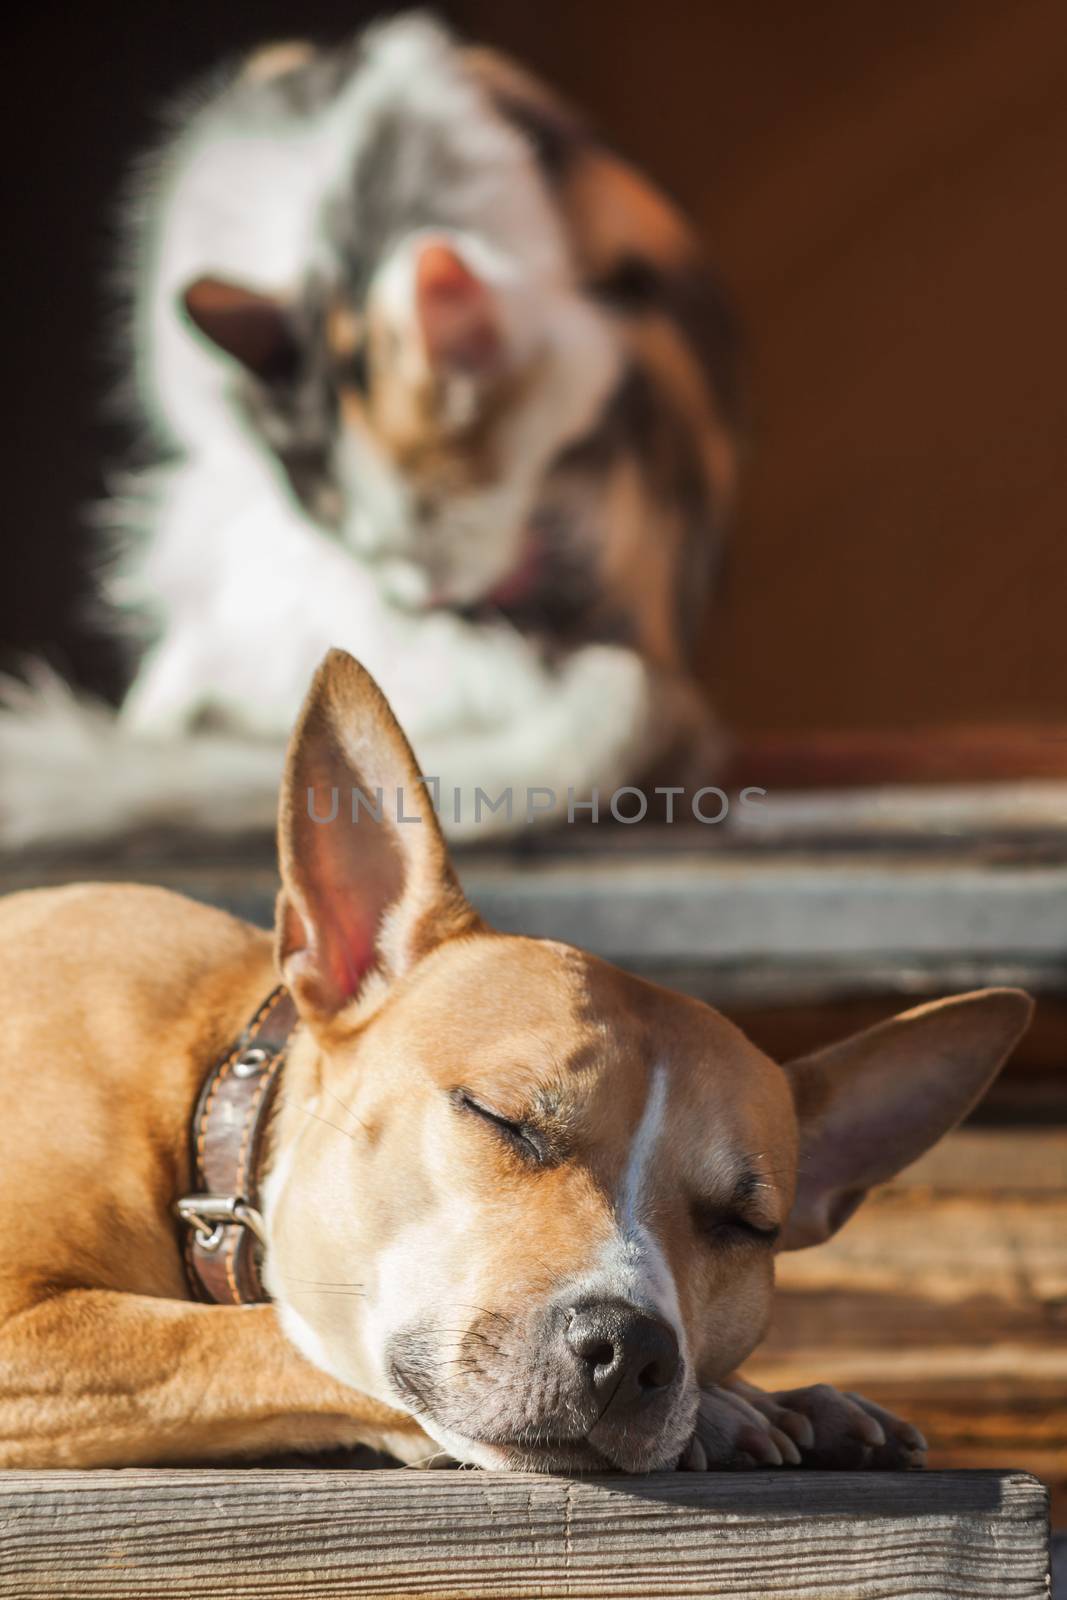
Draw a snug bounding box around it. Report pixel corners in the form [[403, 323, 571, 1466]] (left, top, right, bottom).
[[275, 649, 479, 1026], [780, 988, 1033, 1250]]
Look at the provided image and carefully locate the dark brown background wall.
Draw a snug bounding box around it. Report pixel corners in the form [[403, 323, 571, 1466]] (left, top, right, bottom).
[[6, 0, 1066, 735]]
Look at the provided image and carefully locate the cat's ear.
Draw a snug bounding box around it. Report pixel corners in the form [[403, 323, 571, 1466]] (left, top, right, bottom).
[[415, 242, 501, 377], [182, 276, 298, 381]]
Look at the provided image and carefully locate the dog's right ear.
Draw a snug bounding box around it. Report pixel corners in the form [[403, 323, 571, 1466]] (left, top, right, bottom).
[[780, 987, 1033, 1250], [182, 276, 299, 381], [275, 650, 479, 1026]]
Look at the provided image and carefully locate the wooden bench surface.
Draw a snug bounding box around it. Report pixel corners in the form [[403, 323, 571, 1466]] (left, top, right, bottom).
[[7, 791, 1067, 1006], [0, 1469, 1049, 1599]]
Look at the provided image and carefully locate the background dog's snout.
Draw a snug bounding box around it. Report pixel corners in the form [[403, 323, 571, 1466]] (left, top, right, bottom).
[[564, 1299, 679, 1412]]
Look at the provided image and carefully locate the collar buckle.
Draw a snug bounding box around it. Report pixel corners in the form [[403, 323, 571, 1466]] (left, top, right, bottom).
[[176, 1193, 268, 1253]]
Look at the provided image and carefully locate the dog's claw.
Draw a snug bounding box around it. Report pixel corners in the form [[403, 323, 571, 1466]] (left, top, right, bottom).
[[772, 1407, 815, 1452], [845, 1392, 926, 1454], [851, 1410, 886, 1448], [737, 1423, 782, 1466]]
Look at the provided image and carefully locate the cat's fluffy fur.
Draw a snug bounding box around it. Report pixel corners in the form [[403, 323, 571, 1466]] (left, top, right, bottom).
[[1, 15, 738, 846]]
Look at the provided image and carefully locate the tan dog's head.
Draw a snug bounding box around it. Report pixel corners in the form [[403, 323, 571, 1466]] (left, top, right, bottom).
[[261, 651, 1032, 1471]]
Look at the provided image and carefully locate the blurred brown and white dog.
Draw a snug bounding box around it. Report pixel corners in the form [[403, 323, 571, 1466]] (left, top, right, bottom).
[[0, 15, 738, 848], [0, 651, 1032, 1471]]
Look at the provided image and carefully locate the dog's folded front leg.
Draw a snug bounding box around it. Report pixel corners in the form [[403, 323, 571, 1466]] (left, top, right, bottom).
[[0, 1290, 431, 1469]]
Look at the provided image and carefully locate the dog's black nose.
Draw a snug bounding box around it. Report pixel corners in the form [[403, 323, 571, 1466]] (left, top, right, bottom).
[[564, 1299, 680, 1412]]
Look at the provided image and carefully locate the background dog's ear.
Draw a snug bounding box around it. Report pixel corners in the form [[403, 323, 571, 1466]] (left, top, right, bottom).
[[780, 988, 1033, 1250], [275, 649, 480, 1025], [182, 276, 298, 381]]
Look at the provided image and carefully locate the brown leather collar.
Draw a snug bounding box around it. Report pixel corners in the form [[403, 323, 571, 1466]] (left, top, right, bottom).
[[176, 987, 298, 1305]]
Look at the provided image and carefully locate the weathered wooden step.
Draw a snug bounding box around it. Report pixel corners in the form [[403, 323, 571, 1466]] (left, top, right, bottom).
[[0, 1469, 1049, 1599]]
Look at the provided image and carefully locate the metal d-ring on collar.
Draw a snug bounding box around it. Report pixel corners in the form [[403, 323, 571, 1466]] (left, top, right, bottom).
[[175, 988, 299, 1305], [175, 1193, 269, 1254]]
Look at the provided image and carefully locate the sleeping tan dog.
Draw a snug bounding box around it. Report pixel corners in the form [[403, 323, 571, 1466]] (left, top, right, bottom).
[[0, 651, 1031, 1472]]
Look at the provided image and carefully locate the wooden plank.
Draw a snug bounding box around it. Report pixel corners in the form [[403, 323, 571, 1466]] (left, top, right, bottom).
[[0, 1469, 1049, 1599], [6, 791, 1067, 1009], [7, 779, 1067, 872], [893, 1128, 1067, 1192], [727, 779, 1067, 844], [775, 1189, 1067, 1302], [641, 956, 1067, 1008], [463, 855, 1067, 964], [7, 847, 1067, 976]]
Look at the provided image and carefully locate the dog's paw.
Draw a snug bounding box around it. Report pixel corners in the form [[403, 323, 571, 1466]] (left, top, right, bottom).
[[742, 1383, 927, 1470], [677, 1384, 805, 1470]]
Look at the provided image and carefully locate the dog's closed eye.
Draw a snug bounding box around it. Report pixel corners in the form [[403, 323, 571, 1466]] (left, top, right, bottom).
[[691, 1200, 780, 1249], [451, 1088, 548, 1166]]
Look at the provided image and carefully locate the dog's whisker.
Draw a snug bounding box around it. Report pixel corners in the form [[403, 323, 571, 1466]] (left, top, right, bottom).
[[529, 1253, 565, 1293], [277, 1094, 360, 1143], [283, 1277, 366, 1289], [319, 1083, 371, 1132], [447, 1303, 515, 1330], [456, 1330, 503, 1352], [403, 1448, 454, 1470], [434, 1329, 505, 1355], [282, 1287, 368, 1299]]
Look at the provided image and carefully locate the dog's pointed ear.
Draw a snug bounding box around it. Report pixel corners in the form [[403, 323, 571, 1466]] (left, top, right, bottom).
[[275, 649, 480, 1025], [182, 276, 298, 380], [780, 988, 1033, 1250]]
